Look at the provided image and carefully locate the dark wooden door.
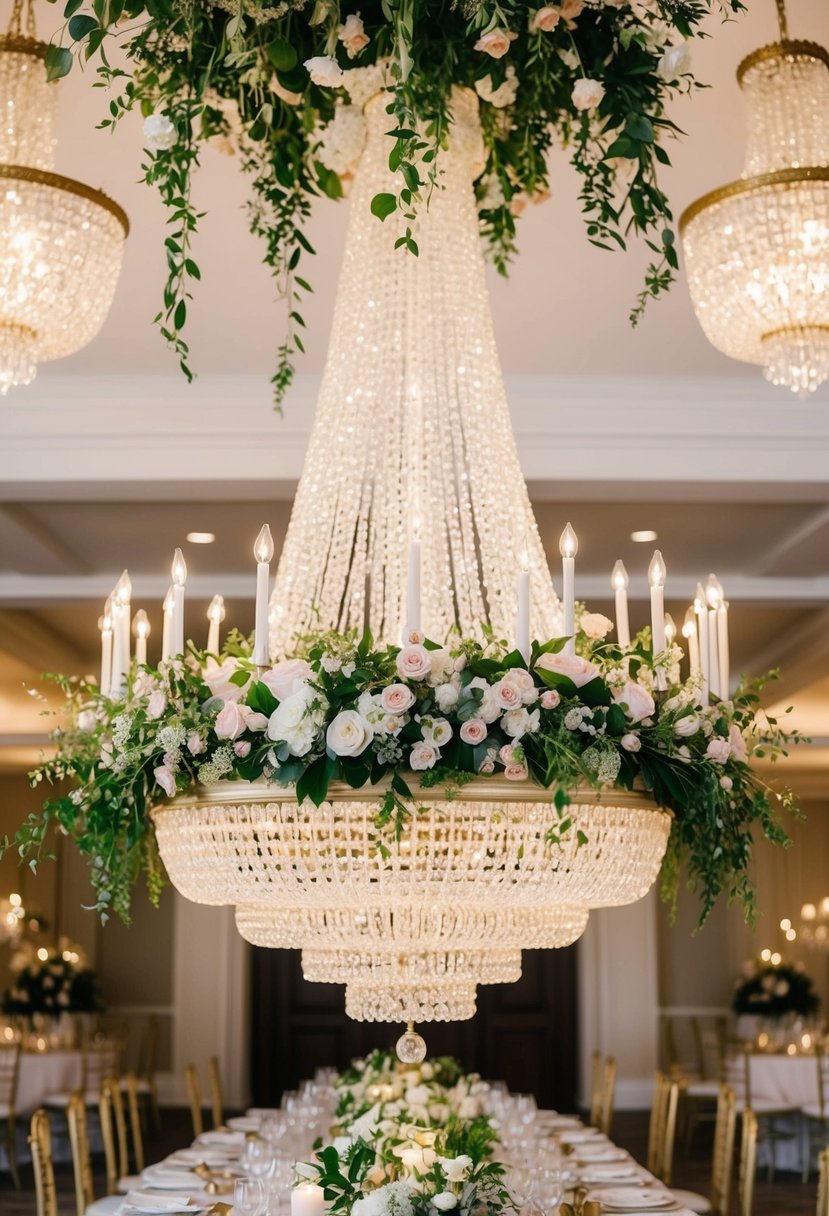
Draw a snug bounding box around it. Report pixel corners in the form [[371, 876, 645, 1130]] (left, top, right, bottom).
[[250, 946, 578, 1111]]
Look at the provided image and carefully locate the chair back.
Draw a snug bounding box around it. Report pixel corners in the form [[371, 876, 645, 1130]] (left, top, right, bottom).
[[661, 1015, 680, 1072], [29, 1109, 58, 1216], [138, 1015, 159, 1080], [818, 1145, 829, 1216], [100, 1074, 130, 1192], [185, 1063, 204, 1138], [738, 1108, 758, 1216], [710, 1083, 737, 1216], [647, 1071, 681, 1184], [588, 1050, 603, 1126], [0, 1041, 21, 1109], [124, 1071, 146, 1172], [817, 1044, 829, 1121], [600, 1055, 617, 1137], [85, 1036, 121, 1097], [724, 1047, 750, 1106], [67, 1089, 95, 1216], [208, 1055, 224, 1130]]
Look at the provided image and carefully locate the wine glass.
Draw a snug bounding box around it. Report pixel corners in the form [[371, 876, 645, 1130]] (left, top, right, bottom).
[[234, 1177, 267, 1216], [244, 1138, 276, 1181]]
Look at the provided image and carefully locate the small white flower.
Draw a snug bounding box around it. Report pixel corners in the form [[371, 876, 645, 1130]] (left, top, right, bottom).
[[143, 113, 177, 152], [326, 709, 373, 757], [432, 1196, 458, 1212], [338, 13, 370, 59], [657, 43, 692, 82], [474, 65, 518, 108], [571, 78, 605, 111], [304, 55, 345, 89]]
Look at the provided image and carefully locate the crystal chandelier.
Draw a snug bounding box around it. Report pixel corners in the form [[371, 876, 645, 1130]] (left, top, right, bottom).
[[0, 0, 128, 393], [153, 89, 671, 1028], [798, 898, 829, 949], [680, 0, 829, 398]]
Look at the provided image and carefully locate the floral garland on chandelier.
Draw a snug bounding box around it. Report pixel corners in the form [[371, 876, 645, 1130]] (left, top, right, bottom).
[[7, 608, 798, 928], [46, 0, 741, 404]]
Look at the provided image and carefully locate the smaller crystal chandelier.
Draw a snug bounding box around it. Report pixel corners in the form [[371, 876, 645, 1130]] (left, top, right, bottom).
[[0, 0, 128, 393], [798, 898, 829, 950], [680, 0, 829, 398]]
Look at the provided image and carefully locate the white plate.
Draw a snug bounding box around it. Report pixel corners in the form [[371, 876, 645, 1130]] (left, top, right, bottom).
[[245, 1108, 281, 1119], [560, 1129, 604, 1144], [575, 1147, 629, 1163], [588, 1187, 676, 1211], [540, 1116, 583, 1130], [227, 1116, 261, 1133], [141, 1171, 208, 1192], [578, 1166, 639, 1182], [168, 1150, 239, 1168]]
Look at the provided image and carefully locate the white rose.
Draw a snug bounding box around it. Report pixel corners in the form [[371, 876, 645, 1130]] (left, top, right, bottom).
[[432, 1195, 458, 1212], [338, 13, 370, 59], [153, 764, 176, 798], [580, 612, 613, 640], [460, 719, 488, 746], [409, 741, 439, 770], [613, 681, 655, 724], [304, 55, 344, 88], [503, 667, 537, 702], [215, 701, 248, 740], [260, 658, 313, 702], [501, 707, 540, 739], [267, 685, 322, 757], [621, 732, 641, 752], [467, 677, 501, 723], [658, 43, 692, 82], [572, 78, 605, 111], [420, 1062, 434, 1080], [535, 651, 600, 688], [706, 737, 731, 764], [434, 681, 460, 712], [143, 113, 177, 151], [491, 679, 523, 709], [405, 1084, 431, 1107], [326, 709, 373, 757], [729, 724, 748, 762], [429, 648, 455, 685]]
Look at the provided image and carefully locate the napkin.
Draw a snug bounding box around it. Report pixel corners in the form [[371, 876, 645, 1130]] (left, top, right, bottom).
[[125, 1192, 195, 1212], [197, 1131, 246, 1147]]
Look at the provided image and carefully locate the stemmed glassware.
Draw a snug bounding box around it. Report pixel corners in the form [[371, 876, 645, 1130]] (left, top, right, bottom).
[[234, 1177, 268, 1216]]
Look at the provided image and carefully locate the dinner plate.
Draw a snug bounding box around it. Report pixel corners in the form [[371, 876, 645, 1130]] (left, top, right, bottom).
[[560, 1129, 604, 1144], [588, 1187, 677, 1211], [167, 1150, 238, 1168], [123, 1193, 201, 1213], [141, 1170, 208, 1192], [574, 1146, 630, 1163], [196, 1131, 246, 1147], [577, 1165, 640, 1182]]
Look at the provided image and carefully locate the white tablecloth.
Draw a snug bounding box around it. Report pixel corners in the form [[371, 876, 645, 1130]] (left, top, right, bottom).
[[750, 1054, 819, 1108], [17, 1048, 84, 1113]]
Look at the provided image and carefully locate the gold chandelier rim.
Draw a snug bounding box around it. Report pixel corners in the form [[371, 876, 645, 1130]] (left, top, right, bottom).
[[679, 167, 829, 234], [0, 165, 130, 236], [0, 35, 47, 59], [761, 324, 829, 342], [736, 39, 829, 87], [152, 774, 662, 813]]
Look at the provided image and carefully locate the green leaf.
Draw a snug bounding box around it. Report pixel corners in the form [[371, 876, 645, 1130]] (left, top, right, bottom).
[[267, 37, 297, 71], [63, 0, 85, 16], [68, 13, 98, 40], [370, 192, 397, 221], [45, 44, 74, 81], [626, 114, 655, 143]]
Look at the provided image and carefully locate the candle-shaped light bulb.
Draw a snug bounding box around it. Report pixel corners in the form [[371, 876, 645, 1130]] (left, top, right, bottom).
[[706, 573, 723, 609], [664, 613, 677, 646], [253, 525, 273, 667], [133, 609, 150, 666], [116, 569, 131, 605], [682, 606, 701, 678], [708, 574, 729, 698], [648, 550, 667, 690], [611, 559, 631, 649], [559, 522, 577, 655], [559, 522, 578, 559], [254, 523, 274, 564], [161, 585, 174, 662], [681, 610, 695, 640], [516, 545, 531, 666], [405, 517, 422, 641], [705, 573, 721, 697], [694, 582, 710, 703], [99, 598, 113, 693], [207, 594, 226, 655], [171, 549, 187, 657]]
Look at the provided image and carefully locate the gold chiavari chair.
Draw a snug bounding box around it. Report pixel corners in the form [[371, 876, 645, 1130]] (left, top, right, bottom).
[[29, 1108, 58, 1216], [123, 1072, 145, 1173], [818, 1146, 829, 1216], [725, 1043, 798, 1182], [208, 1055, 224, 1130], [99, 1076, 141, 1196], [0, 1038, 22, 1189], [802, 1044, 829, 1181], [671, 1082, 737, 1216], [44, 1027, 121, 1110], [738, 1109, 758, 1216], [67, 1090, 122, 1216], [647, 1071, 682, 1186], [132, 1014, 162, 1132], [185, 1062, 204, 1138], [589, 1053, 617, 1136]]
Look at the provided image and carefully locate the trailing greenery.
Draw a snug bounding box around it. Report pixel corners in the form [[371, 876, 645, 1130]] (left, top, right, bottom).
[[2, 608, 799, 929], [45, 0, 741, 405]]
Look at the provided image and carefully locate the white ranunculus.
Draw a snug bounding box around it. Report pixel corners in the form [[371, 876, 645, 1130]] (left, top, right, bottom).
[[304, 55, 345, 88], [266, 684, 322, 757], [501, 707, 540, 739], [657, 43, 692, 81], [434, 681, 460, 712], [571, 78, 605, 111], [144, 113, 177, 151], [432, 1195, 458, 1212], [326, 709, 373, 757]]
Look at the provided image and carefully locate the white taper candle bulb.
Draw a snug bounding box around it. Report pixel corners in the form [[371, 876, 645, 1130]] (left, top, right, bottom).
[[253, 524, 274, 668], [559, 522, 578, 656]]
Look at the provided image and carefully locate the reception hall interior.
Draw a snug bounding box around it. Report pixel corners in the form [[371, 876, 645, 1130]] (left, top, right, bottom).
[[0, 0, 828, 1215]]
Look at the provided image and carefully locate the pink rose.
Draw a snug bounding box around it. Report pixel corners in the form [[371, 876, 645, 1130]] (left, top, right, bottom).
[[153, 765, 176, 798], [492, 679, 522, 710], [215, 701, 248, 740], [396, 644, 432, 682], [146, 690, 167, 720], [720, 775, 733, 790], [706, 738, 731, 764], [460, 719, 488, 746], [529, 5, 561, 31], [203, 657, 246, 703], [260, 659, 313, 702], [499, 744, 516, 765], [381, 683, 416, 714], [561, 0, 585, 16], [540, 689, 560, 710], [621, 732, 641, 752], [504, 763, 528, 781], [338, 13, 370, 58], [613, 681, 655, 724], [535, 651, 600, 688], [504, 668, 536, 695], [234, 740, 251, 759], [409, 741, 438, 771], [478, 755, 496, 774], [187, 731, 204, 755], [474, 27, 518, 58], [729, 724, 748, 762]]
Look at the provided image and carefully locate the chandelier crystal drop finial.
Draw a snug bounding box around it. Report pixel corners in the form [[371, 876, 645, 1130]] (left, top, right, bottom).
[[396, 1023, 428, 1065], [681, 7, 829, 397]]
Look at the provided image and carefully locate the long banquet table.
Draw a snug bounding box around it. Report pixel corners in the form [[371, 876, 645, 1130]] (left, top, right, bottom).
[[111, 1098, 697, 1216]]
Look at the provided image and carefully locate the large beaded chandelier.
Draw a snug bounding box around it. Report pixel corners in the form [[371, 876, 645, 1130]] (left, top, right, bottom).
[[680, 0, 829, 398], [0, 0, 128, 393]]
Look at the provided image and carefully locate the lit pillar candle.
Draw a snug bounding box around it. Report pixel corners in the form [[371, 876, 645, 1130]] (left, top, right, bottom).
[[109, 594, 125, 699], [706, 574, 721, 699], [516, 548, 530, 666], [648, 550, 667, 691], [133, 609, 150, 667], [207, 595, 225, 655], [99, 598, 113, 693], [559, 522, 578, 656], [682, 607, 701, 677], [161, 585, 174, 663], [253, 524, 274, 668], [406, 523, 422, 641], [115, 570, 132, 670], [291, 1184, 326, 1216], [712, 581, 730, 698], [611, 560, 630, 649], [694, 583, 710, 705], [171, 549, 187, 658]]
